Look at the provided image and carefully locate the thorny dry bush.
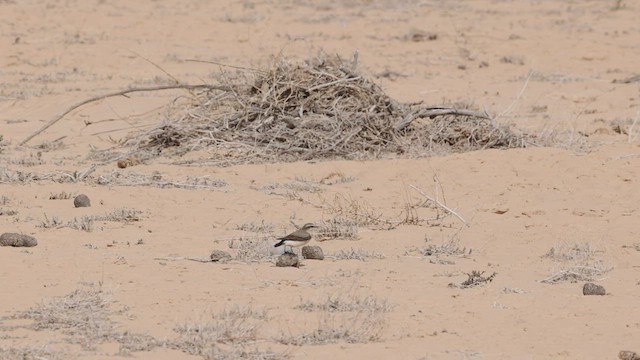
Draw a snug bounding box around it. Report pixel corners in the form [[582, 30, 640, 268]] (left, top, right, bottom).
[[540, 241, 612, 284], [94, 52, 526, 166]]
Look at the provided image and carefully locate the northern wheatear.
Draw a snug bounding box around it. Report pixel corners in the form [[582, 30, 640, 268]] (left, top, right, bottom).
[[274, 223, 316, 254]]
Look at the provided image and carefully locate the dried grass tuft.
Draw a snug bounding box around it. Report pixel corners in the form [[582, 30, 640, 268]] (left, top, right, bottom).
[[1, 285, 161, 353], [171, 305, 282, 360], [541, 241, 613, 284], [295, 294, 392, 313], [326, 248, 385, 261], [277, 308, 385, 345]]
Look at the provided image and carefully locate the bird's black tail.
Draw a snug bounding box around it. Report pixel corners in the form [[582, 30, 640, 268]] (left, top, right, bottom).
[[274, 240, 285, 248]]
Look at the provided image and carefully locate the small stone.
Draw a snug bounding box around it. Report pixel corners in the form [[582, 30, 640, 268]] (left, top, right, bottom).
[[0, 233, 38, 247], [619, 350, 640, 360], [302, 245, 324, 260], [117, 156, 141, 169], [210, 250, 231, 262], [74, 194, 91, 208], [583, 282, 606, 296], [276, 253, 299, 267]]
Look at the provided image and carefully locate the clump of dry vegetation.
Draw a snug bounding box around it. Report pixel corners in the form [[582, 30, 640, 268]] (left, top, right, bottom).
[[0, 285, 161, 354], [38, 208, 143, 232], [278, 307, 386, 346], [315, 218, 359, 240], [279, 292, 389, 346], [171, 305, 282, 360], [0, 286, 283, 359], [49, 190, 76, 200], [227, 234, 274, 262], [406, 235, 472, 263], [78, 52, 525, 166], [448, 270, 497, 289], [96, 170, 227, 189], [0, 346, 67, 360], [257, 177, 323, 200], [0, 167, 227, 189], [320, 193, 383, 227], [235, 220, 274, 233], [295, 294, 392, 313], [541, 241, 612, 284], [326, 248, 385, 261]]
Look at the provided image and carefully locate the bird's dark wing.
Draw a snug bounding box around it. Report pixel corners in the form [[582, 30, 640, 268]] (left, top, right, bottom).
[[278, 229, 311, 242]]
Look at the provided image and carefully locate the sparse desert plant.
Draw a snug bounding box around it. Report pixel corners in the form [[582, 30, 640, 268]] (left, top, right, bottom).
[[406, 235, 471, 258], [0, 208, 18, 216], [171, 305, 281, 359], [96, 170, 227, 189], [38, 208, 142, 232], [235, 220, 274, 233], [542, 241, 599, 262], [319, 172, 357, 185], [37, 214, 63, 228], [295, 294, 392, 313], [0, 346, 68, 360], [5, 152, 46, 167], [49, 191, 77, 200], [67, 215, 95, 232], [174, 306, 269, 346], [541, 241, 612, 284], [277, 306, 386, 345], [227, 234, 273, 262], [622, 243, 640, 252], [0, 166, 96, 184], [320, 193, 382, 227], [257, 177, 323, 200], [94, 208, 142, 222], [316, 218, 359, 240], [541, 261, 612, 284], [448, 270, 497, 289], [0, 285, 161, 353], [325, 248, 385, 261]]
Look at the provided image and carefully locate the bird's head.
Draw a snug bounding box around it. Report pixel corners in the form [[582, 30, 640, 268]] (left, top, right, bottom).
[[301, 223, 316, 230]]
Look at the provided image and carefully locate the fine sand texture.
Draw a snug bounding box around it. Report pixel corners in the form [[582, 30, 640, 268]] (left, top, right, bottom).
[[1, 1, 639, 359]]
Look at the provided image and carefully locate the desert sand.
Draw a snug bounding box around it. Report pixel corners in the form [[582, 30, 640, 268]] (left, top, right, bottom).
[[1, 1, 639, 359]]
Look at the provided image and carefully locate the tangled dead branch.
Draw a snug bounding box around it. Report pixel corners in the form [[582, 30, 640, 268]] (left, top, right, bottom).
[[26, 52, 528, 165]]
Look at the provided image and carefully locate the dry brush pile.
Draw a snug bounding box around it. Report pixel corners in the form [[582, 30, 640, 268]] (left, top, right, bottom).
[[104, 52, 527, 165]]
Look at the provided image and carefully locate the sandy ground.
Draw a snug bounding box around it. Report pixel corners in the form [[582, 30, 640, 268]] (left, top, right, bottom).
[[1, 0, 640, 359]]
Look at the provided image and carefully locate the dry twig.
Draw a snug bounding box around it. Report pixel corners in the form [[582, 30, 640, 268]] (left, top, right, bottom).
[[19, 84, 232, 146]]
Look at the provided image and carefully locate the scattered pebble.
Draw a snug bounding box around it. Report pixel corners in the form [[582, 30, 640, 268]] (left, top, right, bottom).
[[210, 250, 231, 262], [0, 233, 38, 247], [117, 156, 141, 169], [276, 253, 299, 267], [583, 282, 606, 296], [74, 194, 91, 208], [302, 245, 324, 260]]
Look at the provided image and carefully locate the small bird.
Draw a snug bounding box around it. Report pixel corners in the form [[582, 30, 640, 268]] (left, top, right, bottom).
[[274, 223, 316, 254]]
